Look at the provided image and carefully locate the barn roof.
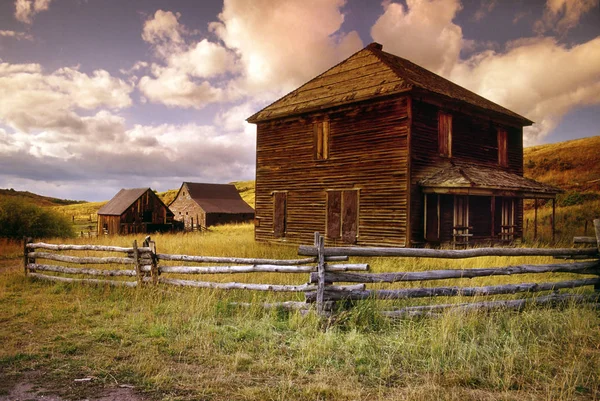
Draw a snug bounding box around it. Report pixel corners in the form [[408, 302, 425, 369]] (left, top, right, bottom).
[[420, 162, 562, 198], [97, 188, 150, 216], [247, 42, 532, 125], [177, 182, 254, 214]]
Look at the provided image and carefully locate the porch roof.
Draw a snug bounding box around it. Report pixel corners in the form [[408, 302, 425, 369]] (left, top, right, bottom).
[[419, 162, 562, 199]]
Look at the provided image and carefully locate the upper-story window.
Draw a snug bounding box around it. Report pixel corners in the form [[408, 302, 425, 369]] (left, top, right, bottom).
[[497, 128, 508, 167], [438, 111, 452, 157], [314, 119, 330, 160]]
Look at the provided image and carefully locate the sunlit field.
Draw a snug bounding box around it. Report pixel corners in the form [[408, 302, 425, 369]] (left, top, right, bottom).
[[1, 223, 599, 400]]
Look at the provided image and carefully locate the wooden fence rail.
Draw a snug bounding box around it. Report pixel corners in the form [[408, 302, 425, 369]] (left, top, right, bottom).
[[22, 219, 600, 318]]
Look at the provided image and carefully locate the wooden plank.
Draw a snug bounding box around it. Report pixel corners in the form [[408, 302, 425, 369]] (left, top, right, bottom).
[[327, 191, 341, 239], [157, 278, 364, 293], [382, 293, 600, 318], [273, 192, 287, 237], [316, 233, 326, 315], [158, 263, 368, 274], [28, 252, 145, 265], [28, 263, 137, 276], [298, 245, 598, 258], [341, 190, 358, 244], [156, 254, 318, 265], [28, 272, 137, 287], [573, 237, 596, 244], [309, 261, 599, 283], [306, 278, 600, 302], [27, 242, 150, 253]]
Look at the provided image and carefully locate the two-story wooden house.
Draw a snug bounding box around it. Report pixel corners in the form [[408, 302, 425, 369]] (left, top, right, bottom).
[[247, 43, 560, 247]]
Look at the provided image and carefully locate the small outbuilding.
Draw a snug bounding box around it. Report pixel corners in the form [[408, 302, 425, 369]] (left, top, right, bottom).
[[169, 182, 255, 231], [97, 188, 174, 235]]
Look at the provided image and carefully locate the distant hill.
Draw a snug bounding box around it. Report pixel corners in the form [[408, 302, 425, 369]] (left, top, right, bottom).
[[523, 135, 600, 192], [0, 188, 85, 207]]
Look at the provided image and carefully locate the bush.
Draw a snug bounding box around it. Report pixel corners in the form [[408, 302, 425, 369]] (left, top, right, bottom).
[[0, 198, 74, 239]]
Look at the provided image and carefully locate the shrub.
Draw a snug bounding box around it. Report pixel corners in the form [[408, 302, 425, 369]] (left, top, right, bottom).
[[0, 198, 74, 239]]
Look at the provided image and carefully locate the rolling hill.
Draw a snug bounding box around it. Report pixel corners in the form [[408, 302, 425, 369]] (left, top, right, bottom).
[[0, 188, 85, 207]]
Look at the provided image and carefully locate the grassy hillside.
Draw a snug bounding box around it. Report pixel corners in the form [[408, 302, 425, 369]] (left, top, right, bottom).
[[524, 135, 600, 192], [0, 188, 84, 207], [523, 136, 600, 243]]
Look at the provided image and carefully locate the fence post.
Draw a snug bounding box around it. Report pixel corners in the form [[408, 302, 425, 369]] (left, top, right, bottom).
[[23, 236, 33, 275], [594, 219, 600, 292], [144, 236, 159, 286], [315, 232, 326, 316], [133, 239, 141, 286]]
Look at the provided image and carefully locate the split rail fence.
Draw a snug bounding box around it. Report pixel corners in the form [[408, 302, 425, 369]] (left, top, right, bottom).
[[23, 220, 600, 318]]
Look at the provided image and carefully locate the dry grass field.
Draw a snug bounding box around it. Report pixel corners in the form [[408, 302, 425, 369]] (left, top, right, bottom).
[[1, 224, 599, 400]]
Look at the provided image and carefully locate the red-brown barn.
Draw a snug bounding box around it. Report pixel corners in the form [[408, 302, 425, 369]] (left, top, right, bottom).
[[247, 42, 561, 247], [169, 182, 254, 231], [97, 188, 174, 235]]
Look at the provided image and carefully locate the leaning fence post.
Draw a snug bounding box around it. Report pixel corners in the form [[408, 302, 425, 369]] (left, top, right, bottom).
[[315, 232, 326, 316], [133, 239, 141, 286], [149, 239, 158, 286], [23, 236, 33, 275], [594, 219, 600, 292]]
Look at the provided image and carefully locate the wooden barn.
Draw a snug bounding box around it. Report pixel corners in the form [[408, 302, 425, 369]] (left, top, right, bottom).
[[97, 188, 174, 235], [169, 182, 254, 231], [247, 42, 561, 247]]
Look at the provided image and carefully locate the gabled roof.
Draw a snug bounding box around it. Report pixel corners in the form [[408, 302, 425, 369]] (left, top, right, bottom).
[[247, 42, 532, 125], [174, 182, 254, 214], [97, 188, 149, 216], [420, 162, 562, 197]]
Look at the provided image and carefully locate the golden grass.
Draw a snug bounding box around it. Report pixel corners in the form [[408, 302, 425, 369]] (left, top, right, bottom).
[[1, 224, 599, 400]]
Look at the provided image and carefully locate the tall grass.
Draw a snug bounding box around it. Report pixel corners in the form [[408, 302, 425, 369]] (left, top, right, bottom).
[[1, 224, 598, 400]]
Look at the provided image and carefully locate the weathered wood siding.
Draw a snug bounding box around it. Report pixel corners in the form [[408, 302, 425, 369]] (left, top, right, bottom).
[[255, 96, 410, 246], [409, 99, 525, 244], [169, 184, 207, 230], [98, 190, 173, 235]]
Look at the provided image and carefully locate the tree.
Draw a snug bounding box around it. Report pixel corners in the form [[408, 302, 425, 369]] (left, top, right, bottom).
[[0, 198, 74, 239]]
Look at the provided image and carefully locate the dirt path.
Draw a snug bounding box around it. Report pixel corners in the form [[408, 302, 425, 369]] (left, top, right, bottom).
[[0, 375, 147, 401]]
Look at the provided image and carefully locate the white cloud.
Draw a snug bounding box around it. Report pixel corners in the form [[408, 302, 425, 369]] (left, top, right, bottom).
[[0, 30, 33, 41], [535, 0, 599, 35], [370, 0, 600, 145], [138, 10, 237, 109], [210, 0, 363, 96], [0, 62, 132, 134], [14, 0, 52, 24], [371, 0, 464, 77]]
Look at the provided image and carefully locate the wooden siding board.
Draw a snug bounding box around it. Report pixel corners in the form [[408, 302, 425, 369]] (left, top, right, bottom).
[[255, 96, 409, 246]]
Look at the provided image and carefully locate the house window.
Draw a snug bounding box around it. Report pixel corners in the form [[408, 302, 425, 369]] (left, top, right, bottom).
[[326, 190, 358, 243], [497, 128, 508, 167], [314, 119, 330, 160], [273, 191, 287, 238], [438, 111, 452, 157]]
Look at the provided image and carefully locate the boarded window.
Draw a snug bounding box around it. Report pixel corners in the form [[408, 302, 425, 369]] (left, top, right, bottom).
[[273, 192, 287, 238], [326, 190, 358, 243], [438, 112, 452, 157], [497, 128, 508, 167], [500, 197, 515, 241], [326, 191, 341, 239], [314, 120, 330, 160]]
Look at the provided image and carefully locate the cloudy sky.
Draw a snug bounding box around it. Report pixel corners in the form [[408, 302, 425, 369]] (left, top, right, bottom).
[[0, 0, 598, 201]]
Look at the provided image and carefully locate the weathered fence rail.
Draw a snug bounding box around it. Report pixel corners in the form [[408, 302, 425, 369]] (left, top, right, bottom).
[[22, 219, 600, 318], [299, 219, 600, 316]]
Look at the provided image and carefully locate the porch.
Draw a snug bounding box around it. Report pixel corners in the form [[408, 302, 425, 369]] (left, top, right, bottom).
[[419, 162, 562, 246]]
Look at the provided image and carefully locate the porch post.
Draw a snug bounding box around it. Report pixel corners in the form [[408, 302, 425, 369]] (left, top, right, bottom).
[[423, 194, 428, 240], [534, 198, 538, 240], [552, 198, 556, 243], [490, 196, 495, 239]]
